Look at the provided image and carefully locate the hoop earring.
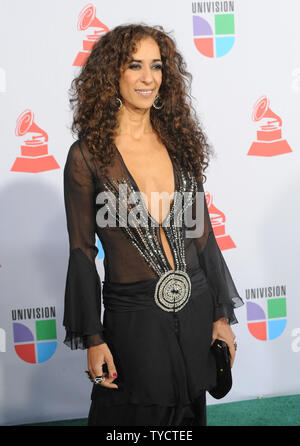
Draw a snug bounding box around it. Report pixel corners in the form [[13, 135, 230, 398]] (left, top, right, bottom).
[[116, 97, 123, 109], [152, 93, 164, 110]]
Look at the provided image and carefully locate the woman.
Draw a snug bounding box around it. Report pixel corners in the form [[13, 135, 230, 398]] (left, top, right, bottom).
[[63, 24, 244, 426]]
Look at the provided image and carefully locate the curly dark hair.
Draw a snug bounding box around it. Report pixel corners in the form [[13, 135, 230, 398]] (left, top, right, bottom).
[[69, 23, 214, 183]]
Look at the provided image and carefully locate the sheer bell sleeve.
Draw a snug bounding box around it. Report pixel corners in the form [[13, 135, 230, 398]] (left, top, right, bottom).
[[193, 180, 244, 325], [63, 140, 106, 349]]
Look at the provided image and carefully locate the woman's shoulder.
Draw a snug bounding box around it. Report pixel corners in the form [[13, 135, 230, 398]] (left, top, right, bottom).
[[66, 136, 89, 158], [65, 137, 97, 182], [65, 139, 85, 169]]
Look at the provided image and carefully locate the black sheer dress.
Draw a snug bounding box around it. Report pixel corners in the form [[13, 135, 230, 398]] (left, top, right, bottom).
[[63, 139, 244, 426]]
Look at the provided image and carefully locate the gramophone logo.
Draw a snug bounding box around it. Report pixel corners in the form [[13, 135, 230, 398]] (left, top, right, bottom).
[[11, 109, 60, 173], [73, 3, 109, 66], [206, 192, 236, 251], [192, 1, 235, 58], [248, 96, 292, 157]]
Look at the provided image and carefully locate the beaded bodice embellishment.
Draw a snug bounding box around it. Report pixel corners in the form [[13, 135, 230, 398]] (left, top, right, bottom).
[[154, 269, 192, 312], [101, 165, 198, 312]]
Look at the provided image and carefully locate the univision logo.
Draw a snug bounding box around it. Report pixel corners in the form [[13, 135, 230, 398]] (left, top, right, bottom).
[[12, 306, 57, 363], [192, 1, 235, 58], [246, 285, 287, 341]]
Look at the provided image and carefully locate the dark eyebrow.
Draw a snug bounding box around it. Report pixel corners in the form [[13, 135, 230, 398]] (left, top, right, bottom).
[[130, 59, 162, 63]]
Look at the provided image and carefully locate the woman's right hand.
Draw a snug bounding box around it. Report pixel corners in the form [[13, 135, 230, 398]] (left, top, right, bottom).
[[87, 343, 118, 389]]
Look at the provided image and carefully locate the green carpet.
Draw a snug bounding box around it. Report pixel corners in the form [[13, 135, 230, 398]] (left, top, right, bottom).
[[21, 394, 300, 426], [207, 394, 300, 426]]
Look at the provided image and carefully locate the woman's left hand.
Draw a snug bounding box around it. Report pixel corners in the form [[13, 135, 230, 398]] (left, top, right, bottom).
[[211, 317, 236, 368]]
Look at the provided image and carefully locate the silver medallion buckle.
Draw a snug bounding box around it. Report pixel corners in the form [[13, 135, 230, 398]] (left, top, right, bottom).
[[154, 270, 191, 312]]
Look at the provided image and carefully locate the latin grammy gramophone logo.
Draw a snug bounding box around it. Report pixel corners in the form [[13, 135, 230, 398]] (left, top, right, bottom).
[[73, 3, 109, 67], [248, 95, 292, 157], [206, 192, 236, 251], [11, 109, 59, 173]]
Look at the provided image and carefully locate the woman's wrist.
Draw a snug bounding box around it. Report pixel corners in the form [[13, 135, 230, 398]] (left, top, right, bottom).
[[214, 316, 229, 325]]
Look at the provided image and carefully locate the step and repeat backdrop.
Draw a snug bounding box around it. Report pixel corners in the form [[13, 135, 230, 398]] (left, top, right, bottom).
[[1, 0, 300, 426]]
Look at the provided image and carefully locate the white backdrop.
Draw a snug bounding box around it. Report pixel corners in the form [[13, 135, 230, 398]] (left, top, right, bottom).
[[1, 0, 300, 426]]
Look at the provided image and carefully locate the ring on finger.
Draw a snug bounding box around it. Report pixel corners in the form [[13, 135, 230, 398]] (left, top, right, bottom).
[[94, 375, 105, 385], [234, 342, 237, 351]]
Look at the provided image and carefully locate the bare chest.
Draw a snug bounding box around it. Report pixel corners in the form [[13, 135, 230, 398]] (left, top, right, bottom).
[[114, 139, 175, 222], [117, 143, 175, 198]]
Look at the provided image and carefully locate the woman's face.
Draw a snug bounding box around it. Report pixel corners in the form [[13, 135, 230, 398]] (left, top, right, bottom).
[[118, 37, 163, 110]]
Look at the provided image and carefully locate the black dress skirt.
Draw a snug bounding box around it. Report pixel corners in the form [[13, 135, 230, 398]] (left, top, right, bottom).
[[62, 140, 244, 427], [87, 266, 217, 426]]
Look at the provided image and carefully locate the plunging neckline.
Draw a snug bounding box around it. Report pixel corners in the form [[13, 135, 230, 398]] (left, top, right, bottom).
[[113, 143, 177, 227]]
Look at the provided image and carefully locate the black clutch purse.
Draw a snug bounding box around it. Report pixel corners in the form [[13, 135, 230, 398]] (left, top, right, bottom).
[[208, 339, 232, 399]]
